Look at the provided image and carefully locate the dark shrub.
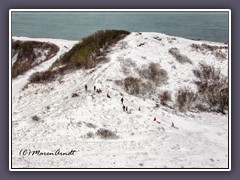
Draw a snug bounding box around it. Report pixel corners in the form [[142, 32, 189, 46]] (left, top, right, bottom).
[[12, 40, 59, 78], [203, 83, 228, 114], [176, 89, 197, 112], [121, 76, 154, 97], [193, 63, 228, 114], [169, 47, 192, 64], [193, 63, 221, 81], [190, 43, 228, 60], [149, 63, 168, 85], [29, 70, 57, 83], [12, 60, 32, 78], [219, 87, 228, 114], [96, 128, 119, 139], [194, 103, 209, 112], [214, 50, 227, 59], [138, 63, 168, 85], [123, 76, 141, 95], [193, 63, 222, 93], [160, 91, 171, 106]]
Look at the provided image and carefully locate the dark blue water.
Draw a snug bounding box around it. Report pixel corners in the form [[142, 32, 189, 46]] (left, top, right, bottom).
[[11, 12, 229, 43]]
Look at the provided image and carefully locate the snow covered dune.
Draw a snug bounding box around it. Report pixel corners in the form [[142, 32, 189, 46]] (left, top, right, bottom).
[[11, 32, 229, 169]]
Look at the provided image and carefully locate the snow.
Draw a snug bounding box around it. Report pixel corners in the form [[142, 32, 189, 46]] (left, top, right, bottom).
[[11, 32, 229, 169]]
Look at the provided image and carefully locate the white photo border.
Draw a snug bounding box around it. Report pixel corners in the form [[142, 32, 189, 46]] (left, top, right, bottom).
[[9, 9, 231, 171]]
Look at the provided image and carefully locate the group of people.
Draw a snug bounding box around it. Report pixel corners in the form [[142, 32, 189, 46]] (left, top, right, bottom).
[[85, 84, 102, 94], [94, 85, 102, 94], [122, 105, 128, 112], [121, 97, 129, 112], [85, 83, 114, 99], [85, 84, 178, 129]]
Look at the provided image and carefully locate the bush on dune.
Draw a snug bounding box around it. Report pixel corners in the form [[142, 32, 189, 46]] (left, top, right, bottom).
[[29, 70, 57, 83], [12, 40, 59, 78], [169, 47, 192, 64], [190, 43, 228, 59], [29, 30, 130, 84], [177, 63, 229, 114], [52, 30, 130, 71], [160, 91, 172, 106], [138, 63, 169, 86], [174, 63, 228, 114], [123, 76, 142, 95], [176, 88, 198, 112], [96, 128, 119, 139]]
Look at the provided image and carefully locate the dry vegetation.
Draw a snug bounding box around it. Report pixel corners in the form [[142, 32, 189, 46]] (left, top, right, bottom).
[[118, 63, 168, 97], [12, 40, 59, 78], [191, 43, 227, 52], [160, 91, 172, 106], [52, 30, 130, 71], [123, 76, 142, 95], [29, 30, 130, 84], [193, 63, 228, 114], [96, 128, 119, 139], [169, 47, 193, 64], [174, 63, 228, 114], [139, 63, 169, 85], [122, 76, 154, 96], [176, 88, 198, 112], [190, 43, 227, 59], [29, 70, 57, 83]]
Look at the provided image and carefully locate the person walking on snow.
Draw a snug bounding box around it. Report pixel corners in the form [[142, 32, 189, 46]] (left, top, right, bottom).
[[171, 122, 178, 129], [94, 85, 96, 92], [85, 84, 87, 92], [121, 97, 124, 104], [107, 93, 111, 98]]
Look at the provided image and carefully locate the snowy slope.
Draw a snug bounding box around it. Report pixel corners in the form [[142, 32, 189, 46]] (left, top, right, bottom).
[[11, 32, 229, 169]]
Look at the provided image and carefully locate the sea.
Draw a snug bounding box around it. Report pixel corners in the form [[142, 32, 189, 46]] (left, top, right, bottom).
[[11, 11, 229, 43]]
